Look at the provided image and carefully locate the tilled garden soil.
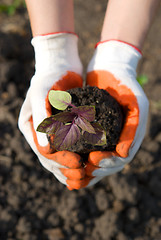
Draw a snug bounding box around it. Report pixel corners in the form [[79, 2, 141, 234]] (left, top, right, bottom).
[[0, 1, 161, 240]]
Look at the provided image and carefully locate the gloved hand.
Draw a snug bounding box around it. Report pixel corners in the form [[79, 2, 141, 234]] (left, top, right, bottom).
[[83, 40, 149, 187], [18, 32, 90, 189]]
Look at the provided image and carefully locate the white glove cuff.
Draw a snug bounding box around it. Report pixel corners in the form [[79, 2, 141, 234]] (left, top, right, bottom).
[[31, 33, 82, 75], [87, 40, 142, 73]]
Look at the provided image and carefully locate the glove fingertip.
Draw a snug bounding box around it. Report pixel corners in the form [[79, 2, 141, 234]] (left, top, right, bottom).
[[52, 151, 82, 169], [88, 151, 113, 166], [67, 185, 73, 191], [66, 176, 93, 190], [116, 142, 129, 158], [85, 162, 99, 177], [60, 168, 85, 180]]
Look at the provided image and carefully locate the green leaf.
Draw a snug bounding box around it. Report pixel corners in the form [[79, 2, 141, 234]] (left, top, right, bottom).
[[7, 6, 16, 15], [49, 90, 72, 110], [0, 0, 25, 16], [137, 75, 148, 87]]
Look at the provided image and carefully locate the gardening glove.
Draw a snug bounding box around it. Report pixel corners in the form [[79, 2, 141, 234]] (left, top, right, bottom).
[[84, 40, 149, 187], [18, 32, 88, 189]]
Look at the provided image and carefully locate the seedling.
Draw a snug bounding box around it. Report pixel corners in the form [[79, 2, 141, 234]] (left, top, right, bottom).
[[0, 0, 25, 16], [37, 90, 107, 151], [137, 75, 148, 87]]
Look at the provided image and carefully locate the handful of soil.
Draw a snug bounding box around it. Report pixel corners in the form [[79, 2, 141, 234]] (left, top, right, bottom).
[[49, 86, 124, 154]]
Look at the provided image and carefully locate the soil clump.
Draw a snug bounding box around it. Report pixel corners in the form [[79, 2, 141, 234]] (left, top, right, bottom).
[[67, 86, 123, 153]]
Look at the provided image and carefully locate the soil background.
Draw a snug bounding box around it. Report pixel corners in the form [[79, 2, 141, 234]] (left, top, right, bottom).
[[0, 1, 161, 240]]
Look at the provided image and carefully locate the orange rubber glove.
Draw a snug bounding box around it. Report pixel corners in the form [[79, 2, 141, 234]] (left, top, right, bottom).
[[18, 32, 91, 189], [81, 40, 149, 187]]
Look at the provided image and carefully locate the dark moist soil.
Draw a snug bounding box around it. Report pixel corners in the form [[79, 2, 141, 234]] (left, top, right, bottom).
[[49, 86, 123, 154], [1, 2, 161, 240], [66, 86, 123, 154]]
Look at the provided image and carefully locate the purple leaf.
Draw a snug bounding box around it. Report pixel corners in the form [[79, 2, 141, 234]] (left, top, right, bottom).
[[83, 122, 107, 146], [53, 112, 76, 123], [54, 123, 80, 151], [72, 106, 95, 122], [37, 116, 63, 134], [75, 116, 96, 134]]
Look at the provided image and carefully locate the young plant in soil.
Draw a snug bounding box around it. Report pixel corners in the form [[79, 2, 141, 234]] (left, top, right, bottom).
[[37, 90, 107, 151]]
